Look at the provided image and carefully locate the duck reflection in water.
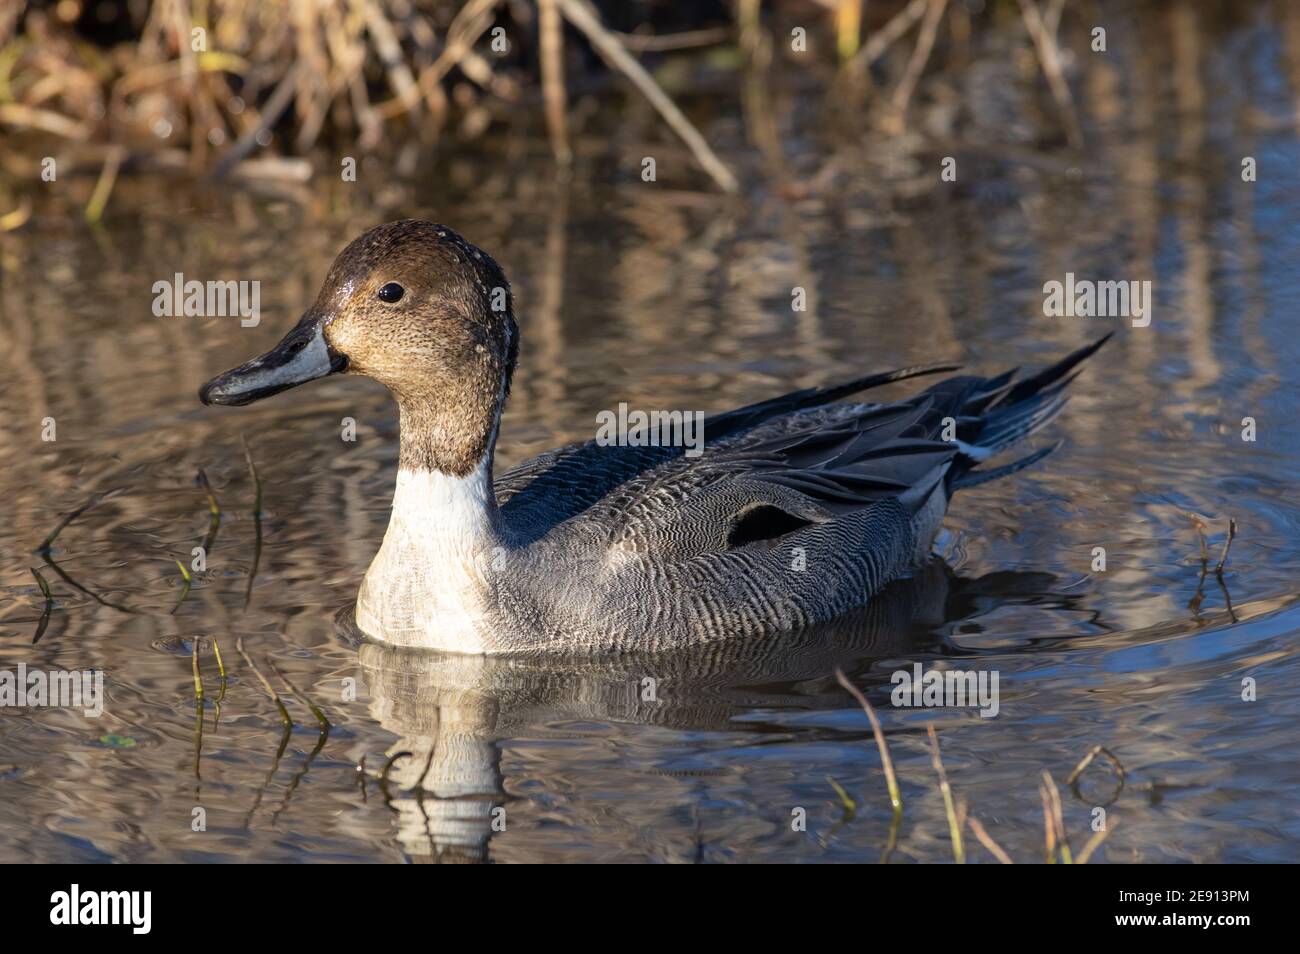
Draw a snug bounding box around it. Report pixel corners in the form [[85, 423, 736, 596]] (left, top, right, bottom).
[[350, 560, 1082, 862]]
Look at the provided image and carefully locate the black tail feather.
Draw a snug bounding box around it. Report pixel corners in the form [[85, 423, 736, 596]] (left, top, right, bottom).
[[948, 333, 1110, 490]]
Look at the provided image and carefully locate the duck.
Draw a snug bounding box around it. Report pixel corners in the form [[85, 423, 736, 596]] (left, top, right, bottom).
[[199, 219, 1109, 656]]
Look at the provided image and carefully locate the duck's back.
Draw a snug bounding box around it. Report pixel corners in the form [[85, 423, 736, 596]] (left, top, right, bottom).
[[488, 336, 1108, 654]]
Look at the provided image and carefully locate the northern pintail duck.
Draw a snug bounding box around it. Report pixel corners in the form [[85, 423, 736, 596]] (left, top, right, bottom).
[[200, 220, 1108, 656]]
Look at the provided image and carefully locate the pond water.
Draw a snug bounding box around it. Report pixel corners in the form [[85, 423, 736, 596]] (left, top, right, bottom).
[[1, 4, 1299, 863]]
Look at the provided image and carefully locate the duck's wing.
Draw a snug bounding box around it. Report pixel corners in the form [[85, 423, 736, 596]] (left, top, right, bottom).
[[531, 336, 1107, 648], [495, 361, 958, 543], [592, 334, 1110, 553]]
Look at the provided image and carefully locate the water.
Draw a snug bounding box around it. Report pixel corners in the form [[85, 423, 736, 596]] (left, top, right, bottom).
[[2, 4, 1299, 863]]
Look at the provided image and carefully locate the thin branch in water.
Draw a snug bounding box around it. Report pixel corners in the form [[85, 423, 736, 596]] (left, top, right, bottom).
[[35, 488, 123, 554], [269, 660, 331, 731], [834, 668, 903, 862], [834, 669, 903, 814], [241, 436, 263, 610], [1039, 780, 1057, 863], [196, 468, 221, 556], [966, 815, 1013, 864], [210, 637, 227, 726], [42, 556, 135, 614], [191, 636, 206, 779], [927, 723, 965, 864], [30, 567, 53, 644], [1041, 770, 1072, 863], [170, 559, 193, 615], [191, 636, 204, 704], [1076, 820, 1115, 864], [1215, 518, 1237, 574], [242, 718, 293, 830], [1066, 744, 1125, 787], [270, 720, 330, 827], [235, 637, 292, 727]]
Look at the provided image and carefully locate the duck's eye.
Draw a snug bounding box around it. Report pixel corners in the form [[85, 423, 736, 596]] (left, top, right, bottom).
[[377, 282, 405, 303]]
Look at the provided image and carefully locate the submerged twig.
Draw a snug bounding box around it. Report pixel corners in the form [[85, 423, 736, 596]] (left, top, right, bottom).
[[42, 556, 135, 614], [269, 660, 331, 731], [1076, 821, 1115, 864], [1067, 744, 1126, 807], [1215, 518, 1237, 574], [1189, 515, 1238, 618], [927, 723, 965, 864], [235, 636, 291, 727], [270, 721, 330, 827], [1039, 780, 1057, 863], [243, 718, 293, 829], [834, 668, 903, 862], [966, 815, 1013, 864], [30, 567, 53, 644], [210, 637, 227, 726], [171, 559, 193, 615], [191, 637, 204, 704], [196, 468, 221, 556], [241, 436, 263, 610], [1041, 770, 1072, 863], [191, 637, 205, 779], [35, 488, 123, 554], [1066, 744, 1126, 787]]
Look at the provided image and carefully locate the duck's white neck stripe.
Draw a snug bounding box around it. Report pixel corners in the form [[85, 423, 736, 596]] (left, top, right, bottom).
[[389, 458, 497, 537], [355, 456, 501, 654]]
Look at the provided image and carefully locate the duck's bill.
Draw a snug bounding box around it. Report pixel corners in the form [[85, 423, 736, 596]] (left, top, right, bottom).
[[199, 314, 347, 407]]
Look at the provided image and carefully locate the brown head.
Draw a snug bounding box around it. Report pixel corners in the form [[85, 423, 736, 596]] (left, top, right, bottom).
[[199, 220, 518, 476]]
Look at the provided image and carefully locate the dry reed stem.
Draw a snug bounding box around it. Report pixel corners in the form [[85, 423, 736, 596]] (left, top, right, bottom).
[[885, 0, 948, 134], [1076, 822, 1114, 864], [1066, 744, 1126, 787], [1017, 0, 1083, 147], [927, 723, 965, 864], [834, 669, 903, 817], [556, 0, 739, 193], [1215, 518, 1237, 573], [836, 0, 863, 62], [538, 0, 571, 164], [614, 27, 731, 52], [84, 144, 124, 223], [1041, 770, 1072, 863], [966, 815, 1013, 864], [235, 637, 292, 727], [852, 0, 930, 71]]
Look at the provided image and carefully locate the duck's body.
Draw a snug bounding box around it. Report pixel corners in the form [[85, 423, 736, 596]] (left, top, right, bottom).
[[201, 220, 1107, 656]]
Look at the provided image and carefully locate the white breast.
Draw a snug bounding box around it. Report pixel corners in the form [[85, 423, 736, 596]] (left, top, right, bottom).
[[355, 459, 501, 654]]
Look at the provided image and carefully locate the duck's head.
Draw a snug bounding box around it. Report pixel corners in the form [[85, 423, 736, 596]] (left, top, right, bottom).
[[199, 220, 518, 475]]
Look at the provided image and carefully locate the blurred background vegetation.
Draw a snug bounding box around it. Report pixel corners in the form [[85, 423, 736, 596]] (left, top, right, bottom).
[[0, 0, 1145, 223]]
